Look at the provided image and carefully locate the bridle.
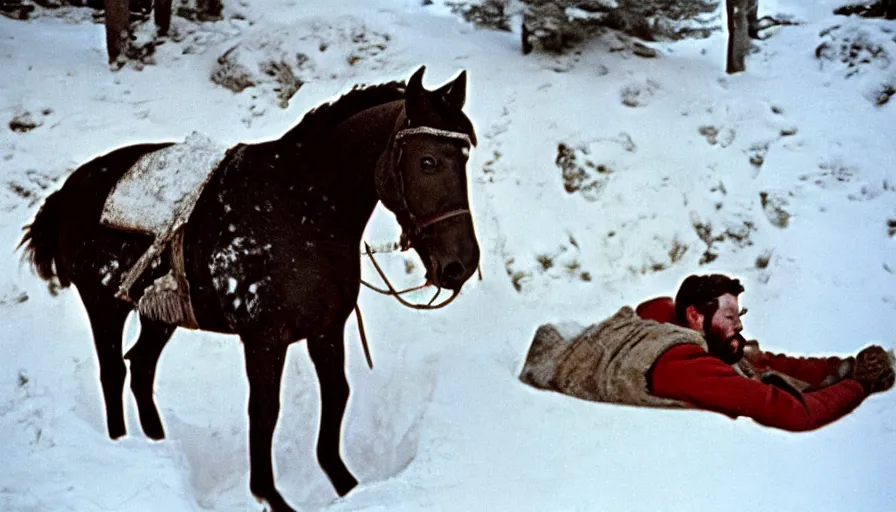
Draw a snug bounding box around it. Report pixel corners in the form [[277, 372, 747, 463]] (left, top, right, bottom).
[[375, 124, 477, 287], [390, 125, 473, 251], [354, 124, 478, 371]]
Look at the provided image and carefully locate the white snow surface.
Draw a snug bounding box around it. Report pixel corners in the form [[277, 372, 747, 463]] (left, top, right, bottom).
[[1, 0, 895, 511]]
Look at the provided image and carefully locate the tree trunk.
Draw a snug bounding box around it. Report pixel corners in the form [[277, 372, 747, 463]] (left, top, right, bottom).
[[886, 0, 895, 19], [103, 0, 129, 67], [155, 0, 172, 36], [747, 0, 759, 38], [726, 0, 750, 74]]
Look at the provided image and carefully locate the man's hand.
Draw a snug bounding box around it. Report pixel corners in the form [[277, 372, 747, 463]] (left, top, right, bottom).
[[872, 371, 896, 394], [852, 345, 895, 394]]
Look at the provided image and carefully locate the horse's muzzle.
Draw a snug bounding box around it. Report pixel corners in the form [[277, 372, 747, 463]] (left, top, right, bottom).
[[415, 209, 479, 291], [428, 241, 479, 291], [434, 260, 471, 290]]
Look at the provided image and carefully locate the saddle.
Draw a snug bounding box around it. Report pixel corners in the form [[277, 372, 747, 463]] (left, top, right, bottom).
[[100, 131, 228, 329]]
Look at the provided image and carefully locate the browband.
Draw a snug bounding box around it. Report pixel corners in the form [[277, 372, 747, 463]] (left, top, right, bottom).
[[394, 126, 472, 147]]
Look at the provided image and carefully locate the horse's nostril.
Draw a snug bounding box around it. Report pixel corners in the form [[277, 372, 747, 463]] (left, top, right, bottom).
[[440, 261, 465, 284]]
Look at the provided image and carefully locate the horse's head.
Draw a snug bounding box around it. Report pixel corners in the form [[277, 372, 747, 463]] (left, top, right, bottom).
[[375, 66, 480, 291]]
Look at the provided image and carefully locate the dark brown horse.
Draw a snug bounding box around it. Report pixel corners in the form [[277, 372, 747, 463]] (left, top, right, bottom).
[[20, 66, 480, 511]]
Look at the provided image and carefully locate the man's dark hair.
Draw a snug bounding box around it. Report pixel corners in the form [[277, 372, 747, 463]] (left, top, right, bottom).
[[674, 274, 745, 325]]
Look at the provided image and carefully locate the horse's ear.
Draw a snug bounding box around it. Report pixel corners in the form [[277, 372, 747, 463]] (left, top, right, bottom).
[[407, 66, 426, 95], [433, 70, 466, 110], [405, 66, 427, 121], [443, 70, 466, 110]]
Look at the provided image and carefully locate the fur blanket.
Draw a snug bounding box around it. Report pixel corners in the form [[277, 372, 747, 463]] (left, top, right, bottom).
[[519, 306, 708, 409], [100, 131, 227, 236]]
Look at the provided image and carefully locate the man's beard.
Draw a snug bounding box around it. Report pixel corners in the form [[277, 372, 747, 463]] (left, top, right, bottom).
[[704, 317, 745, 365]]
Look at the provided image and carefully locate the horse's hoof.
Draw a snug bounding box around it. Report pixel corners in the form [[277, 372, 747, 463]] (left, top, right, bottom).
[[144, 427, 165, 441], [108, 424, 127, 440], [334, 474, 359, 497], [253, 489, 295, 512]]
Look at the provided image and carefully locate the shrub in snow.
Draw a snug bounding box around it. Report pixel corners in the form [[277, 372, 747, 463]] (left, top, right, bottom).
[[556, 133, 635, 201], [174, 0, 222, 21], [210, 19, 391, 109], [815, 21, 896, 106], [759, 191, 790, 229], [502, 238, 592, 292], [0, 285, 28, 306], [691, 213, 758, 265], [816, 23, 892, 73], [598, 0, 720, 40], [446, 0, 513, 31], [445, 0, 720, 54], [620, 79, 659, 107], [8, 111, 42, 133], [698, 125, 737, 147], [556, 142, 615, 200]]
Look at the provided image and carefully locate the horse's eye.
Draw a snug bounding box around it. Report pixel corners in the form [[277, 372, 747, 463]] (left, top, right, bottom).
[[420, 157, 437, 171]]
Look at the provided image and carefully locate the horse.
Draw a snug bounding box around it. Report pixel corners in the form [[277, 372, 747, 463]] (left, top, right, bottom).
[[19, 66, 480, 511]]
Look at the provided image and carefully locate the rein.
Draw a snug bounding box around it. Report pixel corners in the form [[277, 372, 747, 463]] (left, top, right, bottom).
[[361, 242, 461, 309], [353, 245, 460, 372]]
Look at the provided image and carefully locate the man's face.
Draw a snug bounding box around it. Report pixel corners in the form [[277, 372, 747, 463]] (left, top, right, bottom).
[[704, 293, 745, 364]]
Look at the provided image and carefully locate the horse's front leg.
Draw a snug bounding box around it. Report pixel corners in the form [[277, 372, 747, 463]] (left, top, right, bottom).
[[242, 334, 295, 512], [308, 324, 359, 496]]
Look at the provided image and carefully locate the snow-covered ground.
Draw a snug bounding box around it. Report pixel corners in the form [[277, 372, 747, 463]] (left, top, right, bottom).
[[1, 0, 895, 510]]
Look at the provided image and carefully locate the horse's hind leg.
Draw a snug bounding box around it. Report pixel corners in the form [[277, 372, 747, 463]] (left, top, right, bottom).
[[124, 315, 176, 440], [80, 286, 132, 439], [308, 325, 358, 496]]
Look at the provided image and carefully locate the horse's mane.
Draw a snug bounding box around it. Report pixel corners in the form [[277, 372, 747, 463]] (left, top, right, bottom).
[[284, 80, 406, 142]]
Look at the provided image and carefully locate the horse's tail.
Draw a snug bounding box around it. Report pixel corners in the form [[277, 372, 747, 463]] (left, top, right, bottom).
[[19, 189, 72, 288]]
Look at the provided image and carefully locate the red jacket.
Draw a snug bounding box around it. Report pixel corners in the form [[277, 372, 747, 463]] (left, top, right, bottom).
[[637, 297, 867, 432]]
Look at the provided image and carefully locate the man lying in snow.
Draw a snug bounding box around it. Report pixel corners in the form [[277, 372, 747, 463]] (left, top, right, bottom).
[[519, 274, 895, 432]]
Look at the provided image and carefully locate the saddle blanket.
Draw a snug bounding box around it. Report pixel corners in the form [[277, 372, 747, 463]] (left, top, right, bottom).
[[100, 131, 227, 236]]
